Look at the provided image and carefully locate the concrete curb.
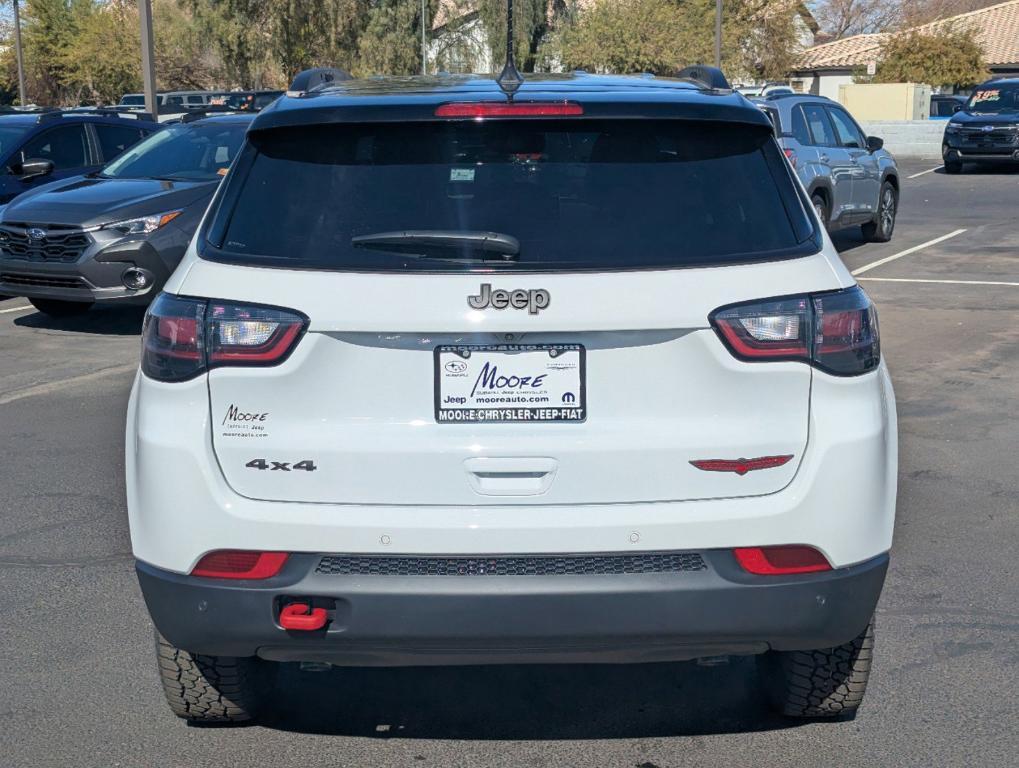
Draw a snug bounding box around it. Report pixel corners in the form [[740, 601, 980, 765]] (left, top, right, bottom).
[[860, 121, 946, 160]]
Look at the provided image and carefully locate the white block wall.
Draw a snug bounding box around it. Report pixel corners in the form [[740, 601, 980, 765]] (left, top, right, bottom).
[[860, 121, 947, 160]]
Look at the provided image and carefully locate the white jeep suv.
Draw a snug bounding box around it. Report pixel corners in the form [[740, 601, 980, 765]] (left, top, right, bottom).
[[127, 69, 896, 723]]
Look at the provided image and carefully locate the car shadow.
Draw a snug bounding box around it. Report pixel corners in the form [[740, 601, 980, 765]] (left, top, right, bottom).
[[255, 658, 809, 739], [935, 163, 1019, 175], [13, 305, 145, 336], [831, 231, 870, 255]]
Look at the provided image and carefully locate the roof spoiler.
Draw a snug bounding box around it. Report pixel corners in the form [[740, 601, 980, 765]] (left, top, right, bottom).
[[287, 67, 353, 97], [677, 65, 730, 91]]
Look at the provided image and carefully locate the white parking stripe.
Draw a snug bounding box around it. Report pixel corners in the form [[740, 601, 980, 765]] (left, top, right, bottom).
[[852, 229, 967, 276], [859, 277, 1019, 287], [0, 304, 33, 314], [907, 165, 943, 179]]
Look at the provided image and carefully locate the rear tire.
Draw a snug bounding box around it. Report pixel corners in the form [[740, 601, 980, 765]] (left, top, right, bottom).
[[155, 633, 267, 724], [758, 618, 875, 719], [28, 298, 93, 317], [811, 194, 829, 232], [862, 181, 897, 242]]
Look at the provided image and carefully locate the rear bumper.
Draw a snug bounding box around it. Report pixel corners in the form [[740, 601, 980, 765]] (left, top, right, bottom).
[[137, 551, 887, 666]]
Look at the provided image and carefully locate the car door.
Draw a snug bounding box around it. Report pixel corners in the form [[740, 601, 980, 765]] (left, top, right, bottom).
[[10, 123, 94, 197], [827, 106, 880, 218], [801, 103, 855, 225]]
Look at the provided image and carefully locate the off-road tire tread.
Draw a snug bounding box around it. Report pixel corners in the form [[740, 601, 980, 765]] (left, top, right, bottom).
[[759, 619, 874, 718], [155, 634, 263, 723]]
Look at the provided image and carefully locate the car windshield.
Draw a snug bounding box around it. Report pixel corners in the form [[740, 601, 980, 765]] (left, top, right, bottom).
[[205, 119, 816, 273], [965, 84, 1019, 113], [100, 121, 248, 182], [119, 95, 144, 106], [0, 123, 31, 157]]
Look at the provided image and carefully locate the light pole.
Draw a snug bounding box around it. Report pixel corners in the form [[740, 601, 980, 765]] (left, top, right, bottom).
[[421, 0, 427, 75], [12, 0, 27, 106], [714, 0, 722, 69], [139, 0, 158, 116]]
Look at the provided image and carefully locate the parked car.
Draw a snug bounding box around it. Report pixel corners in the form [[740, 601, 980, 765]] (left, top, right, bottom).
[[208, 90, 284, 111], [930, 94, 966, 119], [129, 67, 895, 724], [737, 82, 795, 98], [0, 113, 252, 316], [754, 94, 899, 241], [119, 91, 221, 109], [0, 109, 160, 205], [942, 78, 1019, 173]]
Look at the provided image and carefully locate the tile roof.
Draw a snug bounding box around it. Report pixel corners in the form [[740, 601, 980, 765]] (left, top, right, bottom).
[[794, 0, 1019, 71]]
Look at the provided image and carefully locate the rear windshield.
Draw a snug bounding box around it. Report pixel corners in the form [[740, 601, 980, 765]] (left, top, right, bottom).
[[204, 119, 816, 272]]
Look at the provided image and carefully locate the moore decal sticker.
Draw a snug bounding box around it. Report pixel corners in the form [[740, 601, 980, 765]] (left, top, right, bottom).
[[221, 404, 270, 439]]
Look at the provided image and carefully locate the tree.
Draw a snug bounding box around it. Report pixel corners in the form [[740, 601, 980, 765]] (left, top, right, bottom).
[[552, 0, 799, 81], [58, 1, 141, 104], [874, 26, 988, 88], [812, 0, 903, 39], [356, 0, 436, 76]]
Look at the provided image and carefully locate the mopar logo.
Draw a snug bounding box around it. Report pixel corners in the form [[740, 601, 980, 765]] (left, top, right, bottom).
[[27, 228, 46, 241], [562, 392, 576, 404], [468, 283, 550, 315]]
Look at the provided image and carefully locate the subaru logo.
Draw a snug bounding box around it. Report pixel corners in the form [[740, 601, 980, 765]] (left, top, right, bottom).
[[444, 360, 468, 374], [27, 227, 46, 240], [981, 125, 995, 133]]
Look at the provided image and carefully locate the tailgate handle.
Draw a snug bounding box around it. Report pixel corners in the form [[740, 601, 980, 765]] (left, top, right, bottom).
[[463, 457, 558, 497]]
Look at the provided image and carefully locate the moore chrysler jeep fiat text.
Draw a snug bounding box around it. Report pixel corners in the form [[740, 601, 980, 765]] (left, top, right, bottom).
[[127, 66, 897, 723]]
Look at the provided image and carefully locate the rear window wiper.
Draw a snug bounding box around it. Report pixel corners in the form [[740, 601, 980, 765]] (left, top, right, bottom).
[[351, 230, 520, 261]]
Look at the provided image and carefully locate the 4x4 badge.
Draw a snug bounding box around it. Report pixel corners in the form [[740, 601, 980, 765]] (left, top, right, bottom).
[[468, 283, 550, 315]]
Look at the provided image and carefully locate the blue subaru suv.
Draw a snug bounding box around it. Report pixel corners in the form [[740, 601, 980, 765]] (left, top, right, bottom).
[[0, 109, 160, 205]]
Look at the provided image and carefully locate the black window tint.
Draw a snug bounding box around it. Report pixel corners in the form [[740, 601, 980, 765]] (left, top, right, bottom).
[[802, 105, 836, 146], [790, 107, 811, 144], [95, 124, 142, 162], [19, 125, 89, 169], [186, 95, 205, 105], [165, 95, 184, 107], [103, 121, 248, 182], [827, 108, 864, 149], [207, 120, 816, 273]]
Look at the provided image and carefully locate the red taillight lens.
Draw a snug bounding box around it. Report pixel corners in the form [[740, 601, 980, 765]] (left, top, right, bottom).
[[141, 294, 308, 382], [734, 545, 831, 575], [690, 455, 793, 475], [435, 101, 583, 118], [710, 286, 880, 376], [783, 147, 797, 168], [191, 550, 289, 579]]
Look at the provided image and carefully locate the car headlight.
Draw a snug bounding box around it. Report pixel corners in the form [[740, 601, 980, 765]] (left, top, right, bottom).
[[944, 123, 961, 134], [102, 210, 182, 236]]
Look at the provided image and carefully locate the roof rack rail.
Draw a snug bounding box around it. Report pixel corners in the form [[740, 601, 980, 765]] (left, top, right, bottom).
[[177, 107, 250, 123], [287, 67, 353, 96], [37, 107, 155, 123], [676, 65, 731, 91]]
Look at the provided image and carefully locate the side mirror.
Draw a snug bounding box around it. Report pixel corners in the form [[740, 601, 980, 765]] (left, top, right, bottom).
[[16, 158, 55, 181], [953, 103, 963, 113], [866, 136, 884, 153]]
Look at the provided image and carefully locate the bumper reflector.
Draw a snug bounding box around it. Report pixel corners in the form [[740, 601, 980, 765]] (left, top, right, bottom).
[[734, 545, 832, 575], [690, 455, 793, 475], [191, 550, 289, 580]]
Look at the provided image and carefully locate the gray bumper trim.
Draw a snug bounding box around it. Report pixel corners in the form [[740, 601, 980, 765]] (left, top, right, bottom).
[[137, 551, 888, 666]]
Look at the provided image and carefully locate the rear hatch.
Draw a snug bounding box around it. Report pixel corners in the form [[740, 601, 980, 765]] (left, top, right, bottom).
[[195, 110, 826, 506]]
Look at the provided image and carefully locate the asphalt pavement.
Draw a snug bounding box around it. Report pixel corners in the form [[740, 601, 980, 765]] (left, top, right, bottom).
[[1, 160, 1017, 767]]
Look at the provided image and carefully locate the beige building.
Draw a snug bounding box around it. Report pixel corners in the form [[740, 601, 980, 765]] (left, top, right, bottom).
[[790, 0, 1019, 97]]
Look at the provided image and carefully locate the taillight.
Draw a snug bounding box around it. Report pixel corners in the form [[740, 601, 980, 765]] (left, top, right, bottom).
[[191, 550, 289, 579], [710, 286, 880, 376], [783, 147, 797, 168], [141, 294, 307, 382], [734, 545, 831, 575], [435, 101, 583, 118]]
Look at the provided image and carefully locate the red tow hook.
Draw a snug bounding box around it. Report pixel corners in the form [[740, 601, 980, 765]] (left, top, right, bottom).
[[279, 602, 328, 631]]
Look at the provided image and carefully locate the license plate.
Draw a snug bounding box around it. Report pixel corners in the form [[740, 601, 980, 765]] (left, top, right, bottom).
[[435, 344, 586, 424]]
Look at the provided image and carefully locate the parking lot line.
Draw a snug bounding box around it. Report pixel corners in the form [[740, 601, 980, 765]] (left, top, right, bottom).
[[0, 304, 33, 314], [859, 277, 1019, 287], [852, 229, 967, 276], [907, 165, 943, 179]]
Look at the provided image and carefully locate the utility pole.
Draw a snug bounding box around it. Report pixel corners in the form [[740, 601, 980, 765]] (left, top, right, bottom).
[[714, 0, 722, 69], [12, 0, 27, 106], [421, 0, 428, 75], [139, 0, 158, 116]]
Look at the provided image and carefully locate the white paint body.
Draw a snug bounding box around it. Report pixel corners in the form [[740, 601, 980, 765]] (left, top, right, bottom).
[[127, 232, 897, 574]]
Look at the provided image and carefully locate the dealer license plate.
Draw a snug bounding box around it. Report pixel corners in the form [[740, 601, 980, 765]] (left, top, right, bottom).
[[435, 344, 586, 424]]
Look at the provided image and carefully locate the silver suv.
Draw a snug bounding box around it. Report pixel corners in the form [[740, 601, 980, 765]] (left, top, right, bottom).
[[753, 95, 899, 242]]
